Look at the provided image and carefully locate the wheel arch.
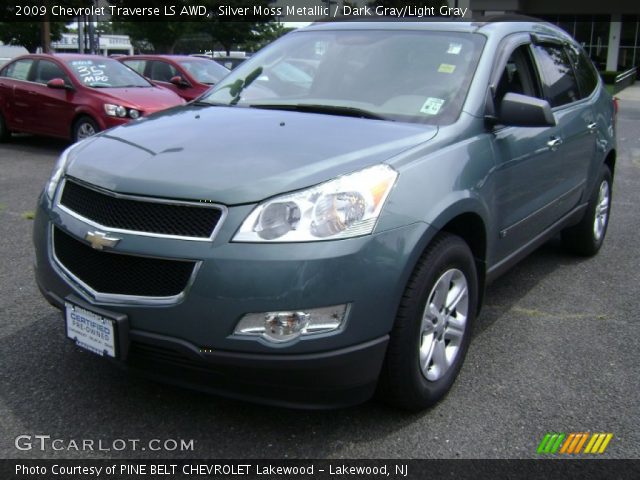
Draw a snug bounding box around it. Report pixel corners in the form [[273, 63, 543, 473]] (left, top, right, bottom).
[[70, 109, 102, 140], [438, 211, 488, 314], [604, 148, 616, 178], [402, 200, 490, 316]]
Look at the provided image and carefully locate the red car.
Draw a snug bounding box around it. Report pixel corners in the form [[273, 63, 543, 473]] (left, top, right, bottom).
[[119, 55, 230, 102], [0, 54, 185, 142]]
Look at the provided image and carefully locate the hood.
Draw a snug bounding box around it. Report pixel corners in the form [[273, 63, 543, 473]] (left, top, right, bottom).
[[95, 86, 185, 113], [66, 105, 437, 205]]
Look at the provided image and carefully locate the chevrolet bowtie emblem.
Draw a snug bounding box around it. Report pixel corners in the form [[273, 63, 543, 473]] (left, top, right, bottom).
[[85, 231, 121, 250]]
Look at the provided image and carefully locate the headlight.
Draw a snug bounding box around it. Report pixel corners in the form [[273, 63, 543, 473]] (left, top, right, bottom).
[[46, 145, 74, 201], [128, 109, 140, 119], [233, 164, 398, 242], [104, 103, 127, 118]]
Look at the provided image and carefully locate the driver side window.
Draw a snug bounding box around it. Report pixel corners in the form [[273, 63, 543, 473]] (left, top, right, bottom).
[[494, 45, 541, 105]]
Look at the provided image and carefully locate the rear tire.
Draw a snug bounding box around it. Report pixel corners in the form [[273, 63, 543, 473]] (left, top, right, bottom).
[[72, 116, 99, 142], [562, 165, 612, 256], [377, 233, 478, 411], [0, 111, 11, 142]]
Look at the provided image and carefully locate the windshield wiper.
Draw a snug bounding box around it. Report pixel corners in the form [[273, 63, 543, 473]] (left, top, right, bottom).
[[228, 67, 263, 105], [250, 103, 387, 120], [190, 99, 230, 107]]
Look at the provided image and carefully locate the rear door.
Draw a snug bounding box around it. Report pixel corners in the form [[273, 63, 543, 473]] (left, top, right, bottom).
[[0, 58, 35, 131], [531, 40, 594, 210]]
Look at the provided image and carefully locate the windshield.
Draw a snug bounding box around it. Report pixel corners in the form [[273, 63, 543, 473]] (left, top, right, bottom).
[[65, 58, 151, 88], [177, 59, 229, 85], [203, 29, 485, 124]]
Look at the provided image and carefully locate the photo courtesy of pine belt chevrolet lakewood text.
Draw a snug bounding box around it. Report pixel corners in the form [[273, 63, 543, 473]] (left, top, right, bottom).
[[30, 20, 616, 410]]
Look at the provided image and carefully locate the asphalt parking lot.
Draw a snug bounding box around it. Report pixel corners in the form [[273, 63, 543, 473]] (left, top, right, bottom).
[[0, 91, 639, 460]]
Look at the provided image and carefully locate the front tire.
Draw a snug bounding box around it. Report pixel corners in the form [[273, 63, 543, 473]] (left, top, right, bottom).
[[562, 165, 612, 256], [72, 116, 99, 142], [377, 233, 478, 411]]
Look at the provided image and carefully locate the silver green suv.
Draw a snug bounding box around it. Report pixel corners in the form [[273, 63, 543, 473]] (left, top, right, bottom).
[[34, 20, 616, 410]]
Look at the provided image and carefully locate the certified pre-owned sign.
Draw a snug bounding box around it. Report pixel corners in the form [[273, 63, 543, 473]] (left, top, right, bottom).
[[14, 435, 195, 452]]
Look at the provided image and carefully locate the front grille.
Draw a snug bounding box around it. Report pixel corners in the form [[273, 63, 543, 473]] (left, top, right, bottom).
[[59, 178, 223, 238], [53, 227, 196, 297]]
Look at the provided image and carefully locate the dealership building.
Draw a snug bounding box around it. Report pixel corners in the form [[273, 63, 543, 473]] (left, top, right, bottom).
[[467, 0, 639, 72], [51, 33, 134, 56]]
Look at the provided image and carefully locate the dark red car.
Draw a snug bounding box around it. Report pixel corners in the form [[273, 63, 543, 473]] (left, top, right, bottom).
[[0, 54, 185, 142], [119, 55, 230, 101]]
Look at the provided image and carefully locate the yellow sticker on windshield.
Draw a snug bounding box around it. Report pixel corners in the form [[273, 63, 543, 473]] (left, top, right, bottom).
[[420, 97, 445, 115], [438, 64, 456, 74]]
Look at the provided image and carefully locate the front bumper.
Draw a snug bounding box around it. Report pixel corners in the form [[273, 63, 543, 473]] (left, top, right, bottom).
[[34, 190, 430, 407]]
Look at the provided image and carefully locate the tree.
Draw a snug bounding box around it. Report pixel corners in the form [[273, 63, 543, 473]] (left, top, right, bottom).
[[242, 22, 292, 53], [0, 0, 84, 52], [112, 21, 194, 53], [108, 0, 194, 53], [0, 22, 67, 53], [195, 0, 276, 56]]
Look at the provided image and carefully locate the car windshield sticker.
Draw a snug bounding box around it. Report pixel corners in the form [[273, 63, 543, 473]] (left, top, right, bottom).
[[420, 97, 445, 115], [70, 61, 109, 84], [438, 64, 456, 74], [447, 43, 463, 55]]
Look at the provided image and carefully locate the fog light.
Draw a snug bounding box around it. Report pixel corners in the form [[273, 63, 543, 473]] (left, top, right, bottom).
[[234, 304, 348, 344]]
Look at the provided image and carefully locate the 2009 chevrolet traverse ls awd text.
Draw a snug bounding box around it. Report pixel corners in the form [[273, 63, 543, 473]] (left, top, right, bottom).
[[33, 21, 615, 410]]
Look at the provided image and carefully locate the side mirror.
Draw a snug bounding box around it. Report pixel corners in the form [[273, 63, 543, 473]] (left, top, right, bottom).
[[497, 93, 556, 127], [170, 75, 189, 88], [46, 78, 68, 90]]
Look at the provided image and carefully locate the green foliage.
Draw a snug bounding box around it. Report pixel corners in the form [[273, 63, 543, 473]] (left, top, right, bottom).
[[0, 22, 67, 53], [112, 21, 194, 54], [0, 0, 88, 52], [242, 22, 292, 53], [194, 0, 276, 55]]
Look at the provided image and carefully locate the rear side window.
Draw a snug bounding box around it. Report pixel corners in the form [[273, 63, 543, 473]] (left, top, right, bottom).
[[566, 44, 599, 99], [123, 60, 146, 76], [533, 44, 580, 107], [1, 59, 34, 81]]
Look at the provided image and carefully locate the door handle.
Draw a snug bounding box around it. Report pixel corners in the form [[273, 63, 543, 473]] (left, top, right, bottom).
[[587, 122, 597, 133], [547, 137, 563, 150]]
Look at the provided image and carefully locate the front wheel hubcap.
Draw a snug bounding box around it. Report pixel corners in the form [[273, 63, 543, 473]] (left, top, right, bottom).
[[419, 268, 469, 381], [593, 180, 610, 242], [77, 122, 96, 140]]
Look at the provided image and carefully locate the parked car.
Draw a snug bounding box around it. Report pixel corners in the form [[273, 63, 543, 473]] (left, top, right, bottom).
[[0, 45, 29, 67], [119, 55, 229, 101], [34, 20, 616, 410], [0, 54, 185, 142], [213, 56, 246, 70]]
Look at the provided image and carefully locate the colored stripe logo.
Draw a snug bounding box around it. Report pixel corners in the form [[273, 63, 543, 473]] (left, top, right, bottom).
[[537, 433, 613, 454]]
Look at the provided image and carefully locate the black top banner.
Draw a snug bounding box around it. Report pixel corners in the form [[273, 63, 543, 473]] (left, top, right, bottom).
[[2, 1, 510, 23]]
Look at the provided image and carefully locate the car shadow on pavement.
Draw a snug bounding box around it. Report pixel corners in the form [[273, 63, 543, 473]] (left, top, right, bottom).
[[475, 235, 588, 338], [3, 135, 70, 155]]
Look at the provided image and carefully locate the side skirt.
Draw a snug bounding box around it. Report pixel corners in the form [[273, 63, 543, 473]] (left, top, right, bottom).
[[486, 203, 588, 284]]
